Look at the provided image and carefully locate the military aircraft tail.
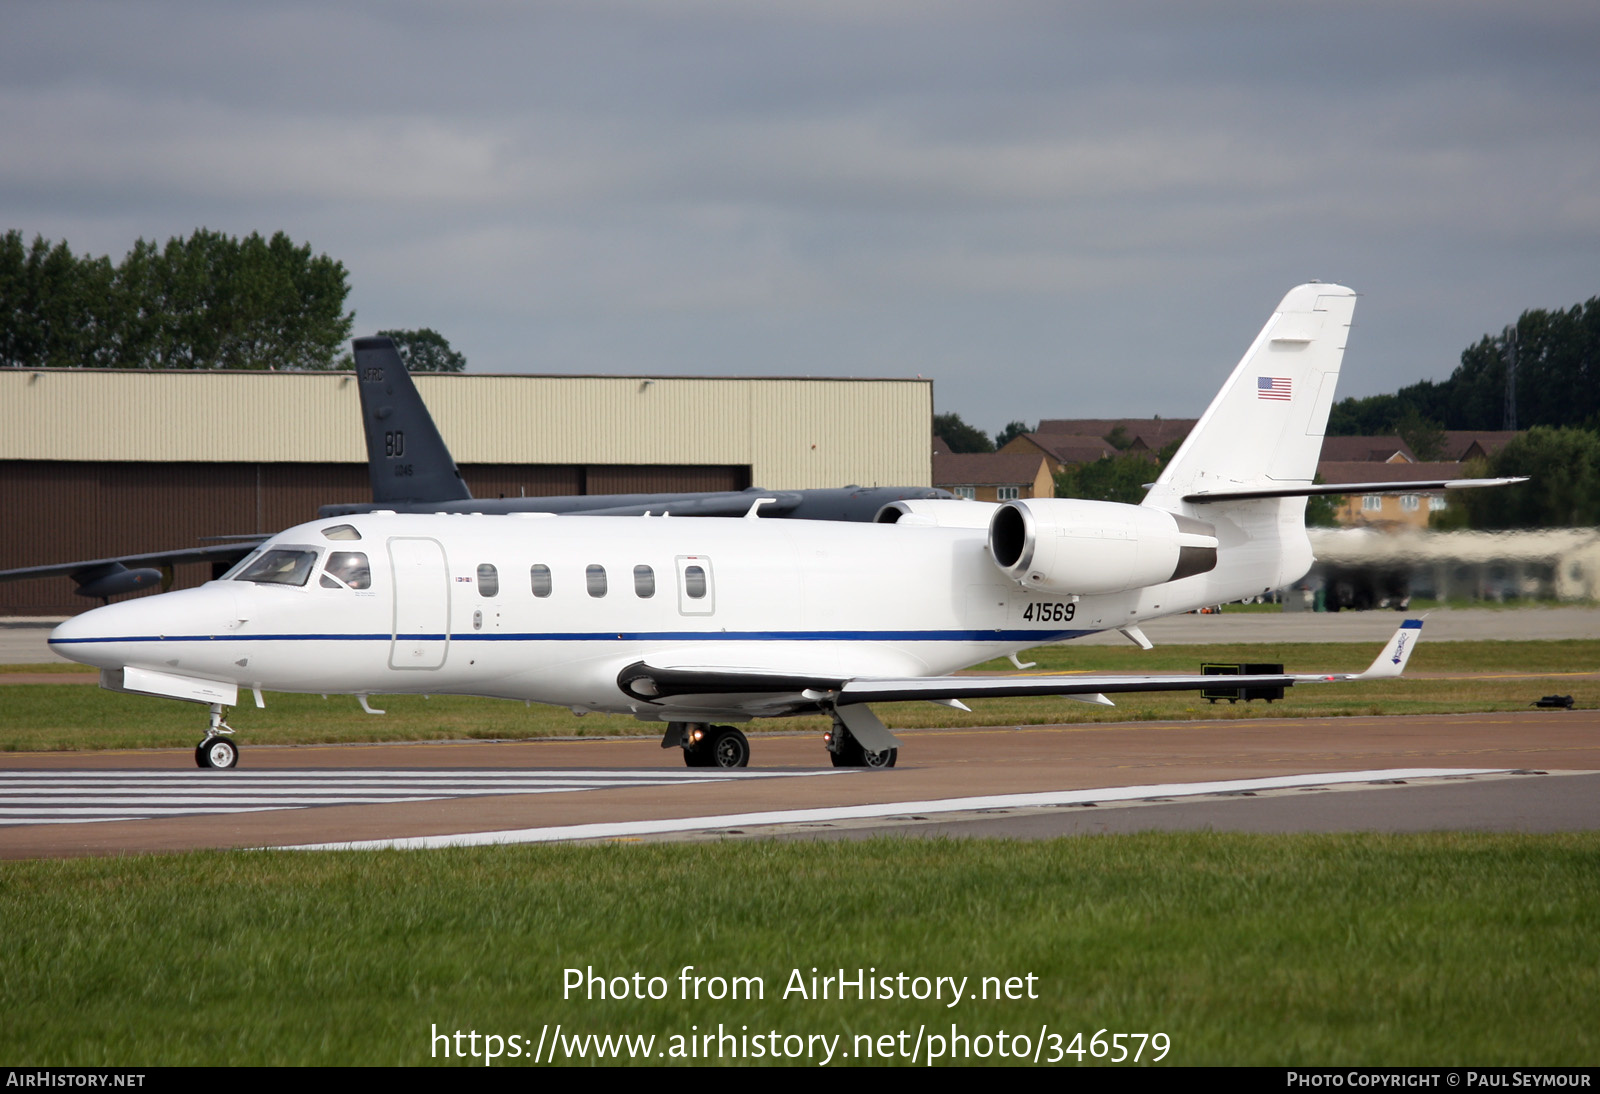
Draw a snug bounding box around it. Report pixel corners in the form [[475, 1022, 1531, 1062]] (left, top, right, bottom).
[[1145, 283, 1356, 508], [352, 337, 473, 505], [1136, 283, 1356, 597]]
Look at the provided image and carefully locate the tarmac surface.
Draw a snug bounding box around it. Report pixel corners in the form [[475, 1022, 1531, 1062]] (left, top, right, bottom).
[[2, 709, 1595, 858]]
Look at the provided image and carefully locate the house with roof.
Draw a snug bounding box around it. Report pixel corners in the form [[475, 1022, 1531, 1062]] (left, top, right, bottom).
[[932, 444, 1055, 502]]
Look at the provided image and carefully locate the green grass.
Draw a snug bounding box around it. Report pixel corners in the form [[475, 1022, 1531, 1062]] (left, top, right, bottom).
[[2, 639, 1593, 751], [1, 836, 1595, 1065]]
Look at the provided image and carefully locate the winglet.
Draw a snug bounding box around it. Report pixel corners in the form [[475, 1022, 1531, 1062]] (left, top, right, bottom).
[[1353, 619, 1423, 680]]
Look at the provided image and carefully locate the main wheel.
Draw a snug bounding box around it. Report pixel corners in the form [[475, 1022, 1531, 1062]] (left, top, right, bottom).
[[196, 736, 239, 769], [708, 725, 750, 769], [860, 746, 897, 769], [829, 731, 897, 769]]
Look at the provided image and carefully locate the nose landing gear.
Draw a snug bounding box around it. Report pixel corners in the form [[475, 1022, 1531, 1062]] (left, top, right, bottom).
[[195, 703, 240, 769]]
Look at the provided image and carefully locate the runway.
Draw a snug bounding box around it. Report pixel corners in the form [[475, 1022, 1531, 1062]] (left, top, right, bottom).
[[2, 707, 1596, 858], [0, 767, 838, 827]]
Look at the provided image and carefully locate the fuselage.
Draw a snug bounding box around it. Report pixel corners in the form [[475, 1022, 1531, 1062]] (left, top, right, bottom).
[[49, 509, 1277, 721]]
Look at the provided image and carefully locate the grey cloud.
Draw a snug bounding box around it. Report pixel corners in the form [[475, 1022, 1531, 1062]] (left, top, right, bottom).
[[1, 1, 1596, 433]]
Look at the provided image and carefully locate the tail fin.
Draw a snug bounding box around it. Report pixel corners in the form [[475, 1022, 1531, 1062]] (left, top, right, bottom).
[[1145, 283, 1355, 507], [351, 337, 473, 505]]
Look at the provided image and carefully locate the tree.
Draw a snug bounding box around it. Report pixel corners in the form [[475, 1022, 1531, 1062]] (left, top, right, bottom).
[[1053, 453, 1153, 504], [1328, 295, 1600, 433], [1450, 427, 1600, 529], [0, 232, 119, 369], [993, 420, 1032, 450], [1053, 439, 1178, 505], [374, 328, 467, 373], [933, 412, 994, 453], [1394, 407, 1448, 462], [1305, 475, 1341, 527], [0, 228, 353, 370]]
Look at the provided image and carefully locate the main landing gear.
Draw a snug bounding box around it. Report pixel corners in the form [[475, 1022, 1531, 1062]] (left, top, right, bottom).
[[195, 703, 240, 769], [824, 720, 897, 769], [663, 722, 750, 768], [660, 715, 899, 770]]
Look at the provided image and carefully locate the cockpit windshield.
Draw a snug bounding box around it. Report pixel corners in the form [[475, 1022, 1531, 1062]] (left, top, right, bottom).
[[219, 547, 265, 582], [232, 547, 319, 587]]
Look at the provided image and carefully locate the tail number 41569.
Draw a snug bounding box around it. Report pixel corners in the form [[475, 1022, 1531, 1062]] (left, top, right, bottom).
[[1022, 601, 1075, 623]]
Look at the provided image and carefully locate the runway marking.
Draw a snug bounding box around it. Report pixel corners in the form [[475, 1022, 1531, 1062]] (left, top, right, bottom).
[[288, 767, 1508, 851], [0, 768, 839, 827]]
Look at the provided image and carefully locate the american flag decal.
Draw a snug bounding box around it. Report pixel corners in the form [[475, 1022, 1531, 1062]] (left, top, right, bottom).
[[1257, 376, 1292, 401]]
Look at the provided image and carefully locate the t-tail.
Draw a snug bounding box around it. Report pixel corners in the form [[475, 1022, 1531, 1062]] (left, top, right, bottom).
[[1141, 282, 1357, 597], [351, 336, 473, 505]]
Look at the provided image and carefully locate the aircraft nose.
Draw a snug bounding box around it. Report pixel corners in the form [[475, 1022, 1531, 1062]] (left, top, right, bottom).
[[49, 603, 125, 669], [48, 585, 241, 670]]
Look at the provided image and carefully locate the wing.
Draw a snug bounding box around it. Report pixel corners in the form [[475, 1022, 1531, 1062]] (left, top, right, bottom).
[[0, 541, 263, 598], [619, 620, 1424, 712]]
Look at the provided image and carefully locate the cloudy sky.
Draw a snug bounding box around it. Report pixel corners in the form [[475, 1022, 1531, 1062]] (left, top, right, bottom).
[[4, 1, 1597, 435]]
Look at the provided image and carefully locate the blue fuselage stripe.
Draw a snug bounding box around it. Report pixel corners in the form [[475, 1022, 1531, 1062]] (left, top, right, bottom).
[[50, 628, 1090, 645]]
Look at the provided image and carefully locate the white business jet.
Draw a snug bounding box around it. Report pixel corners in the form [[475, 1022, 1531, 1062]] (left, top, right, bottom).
[[49, 284, 1515, 769]]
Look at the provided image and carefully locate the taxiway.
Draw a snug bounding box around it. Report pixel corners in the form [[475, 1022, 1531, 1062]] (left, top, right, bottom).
[[2, 708, 1595, 858]]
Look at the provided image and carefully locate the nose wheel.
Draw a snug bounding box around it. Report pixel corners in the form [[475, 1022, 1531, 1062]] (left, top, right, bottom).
[[195, 704, 240, 769], [195, 735, 239, 769]]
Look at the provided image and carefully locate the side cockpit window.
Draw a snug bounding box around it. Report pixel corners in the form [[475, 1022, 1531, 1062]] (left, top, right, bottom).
[[235, 548, 319, 587], [320, 551, 372, 590]]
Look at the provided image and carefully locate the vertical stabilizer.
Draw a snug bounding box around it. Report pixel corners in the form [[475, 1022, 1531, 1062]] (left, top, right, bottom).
[[1145, 283, 1355, 507], [352, 337, 473, 504]]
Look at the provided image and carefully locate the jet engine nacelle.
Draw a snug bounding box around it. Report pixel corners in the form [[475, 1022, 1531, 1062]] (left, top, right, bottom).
[[988, 499, 1219, 595], [874, 499, 1000, 528], [73, 563, 164, 600]]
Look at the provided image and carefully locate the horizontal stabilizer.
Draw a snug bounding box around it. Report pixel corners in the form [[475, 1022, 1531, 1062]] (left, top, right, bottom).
[[1184, 477, 1527, 503]]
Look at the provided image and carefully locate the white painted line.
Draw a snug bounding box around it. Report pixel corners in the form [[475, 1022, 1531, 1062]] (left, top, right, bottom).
[[0, 766, 844, 827], [287, 768, 1508, 850], [0, 769, 831, 781], [0, 816, 143, 825], [6, 806, 295, 817], [0, 796, 452, 807], [0, 786, 627, 802], [0, 781, 657, 794]]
